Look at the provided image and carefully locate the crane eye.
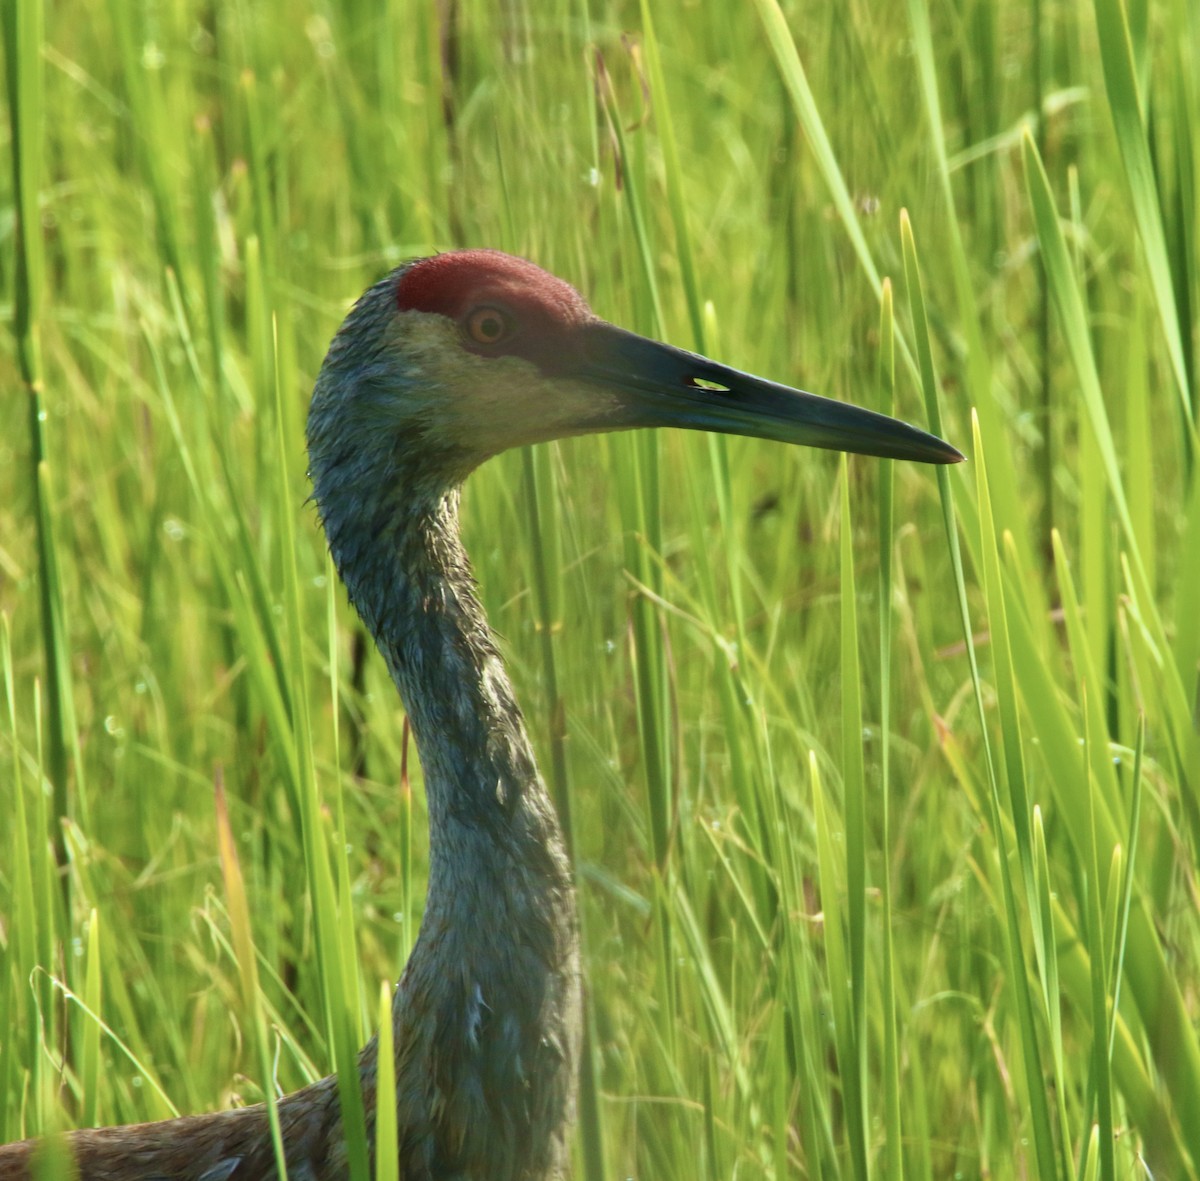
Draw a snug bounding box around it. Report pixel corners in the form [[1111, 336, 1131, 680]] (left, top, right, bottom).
[[465, 306, 512, 346]]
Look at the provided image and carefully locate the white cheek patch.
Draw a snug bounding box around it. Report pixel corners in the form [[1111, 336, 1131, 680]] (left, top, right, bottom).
[[389, 313, 625, 454]]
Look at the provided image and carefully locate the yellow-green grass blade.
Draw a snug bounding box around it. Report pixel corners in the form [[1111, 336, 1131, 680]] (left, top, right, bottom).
[[215, 773, 289, 1180], [875, 280, 903, 1181], [810, 750, 854, 1179], [2, 618, 41, 1139], [274, 326, 369, 1181], [970, 413, 1059, 1180], [78, 911, 102, 1129], [374, 982, 398, 1181], [1033, 807, 1076, 1181], [838, 454, 869, 1181], [903, 204, 1058, 1178], [1091, 0, 1195, 439], [905, 0, 1037, 586], [1081, 703, 1115, 1181], [1021, 131, 1150, 598]]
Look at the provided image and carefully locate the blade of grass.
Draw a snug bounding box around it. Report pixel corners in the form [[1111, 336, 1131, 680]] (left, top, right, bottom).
[[902, 206, 1058, 1179], [78, 912, 101, 1129], [969, 410, 1059, 1181], [1022, 131, 1149, 594], [1081, 700, 1115, 1181], [838, 454, 869, 1181], [374, 982, 398, 1181], [1091, 0, 1195, 440], [596, 58, 679, 1080], [2, 618, 41, 1140], [875, 279, 903, 1181], [273, 322, 370, 1181], [1033, 807, 1077, 1181], [810, 749, 854, 1176], [906, 0, 1036, 581], [5, 0, 81, 922], [215, 772, 289, 1179]]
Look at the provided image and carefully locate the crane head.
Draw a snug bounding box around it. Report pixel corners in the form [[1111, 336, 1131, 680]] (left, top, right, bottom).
[[310, 249, 963, 484]]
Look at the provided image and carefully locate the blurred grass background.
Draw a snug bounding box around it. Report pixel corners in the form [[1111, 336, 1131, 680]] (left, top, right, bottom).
[[2, 0, 1198, 1178]]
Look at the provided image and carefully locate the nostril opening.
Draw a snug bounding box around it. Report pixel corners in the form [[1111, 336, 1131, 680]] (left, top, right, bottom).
[[686, 376, 731, 393]]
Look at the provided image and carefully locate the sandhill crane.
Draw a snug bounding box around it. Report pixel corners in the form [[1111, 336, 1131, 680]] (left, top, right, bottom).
[[0, 250, 961, 1180]]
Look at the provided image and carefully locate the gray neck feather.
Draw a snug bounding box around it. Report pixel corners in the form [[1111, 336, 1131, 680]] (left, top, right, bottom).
[[306, 275, 579, 1180]]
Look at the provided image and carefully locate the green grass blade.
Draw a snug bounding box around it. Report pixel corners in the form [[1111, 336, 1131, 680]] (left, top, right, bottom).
[[969, 413, 1059, 1181], [273, 327, 369, 1181], [810, 750, 855, 1175], [1108, 717, 1144, 1062], [750, 0, 881, 296], [215, 773, 289, 1180], [905, 0, 1035, 581], [1021, 131, 1149, 590], [5, 0, 79, 925], [638, 0, 704, 350], [79, 911, 102, 1129], [903, 209, 1057, 1179], [1081, 705, 1115, 1181], [1033, 807, 1076, 1181], [2, 618, 41, 1140], [374, 983, 398, 1181], [838, 454, 869, 1181], [875, 280, 903, 1181], [1091, 0, 1195, 437]]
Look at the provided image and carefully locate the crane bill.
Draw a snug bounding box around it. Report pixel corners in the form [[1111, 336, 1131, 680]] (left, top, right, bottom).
[[574, 322, 964, 465]]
